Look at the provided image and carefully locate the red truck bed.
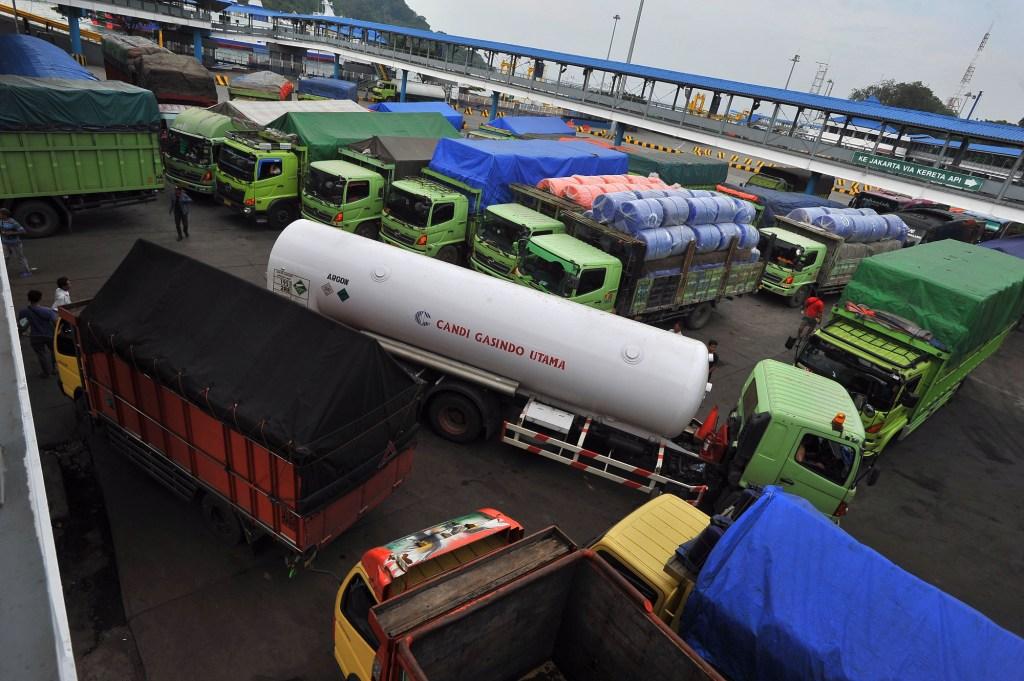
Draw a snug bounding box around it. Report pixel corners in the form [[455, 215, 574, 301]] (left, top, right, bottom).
[[63, 241, 422, 553]]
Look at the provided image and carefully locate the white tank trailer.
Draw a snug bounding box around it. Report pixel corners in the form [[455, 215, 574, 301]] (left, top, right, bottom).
[[268, 220, 712, 495]]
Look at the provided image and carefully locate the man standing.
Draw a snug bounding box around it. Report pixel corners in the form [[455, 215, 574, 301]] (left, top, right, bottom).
[[53, 276, 71, 310], [18, 290, 57, 377], [798, 295, 825, 340], [169, 187, 193, 241], [1, 208, 33, 278], [707, 339, 720, 376]]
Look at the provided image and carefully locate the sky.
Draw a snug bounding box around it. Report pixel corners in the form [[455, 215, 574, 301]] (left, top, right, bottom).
[[405, 0, 1023, 122]]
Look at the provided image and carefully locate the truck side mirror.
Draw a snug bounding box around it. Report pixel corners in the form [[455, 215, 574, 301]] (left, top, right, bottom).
[[899, 392, 920, 409]]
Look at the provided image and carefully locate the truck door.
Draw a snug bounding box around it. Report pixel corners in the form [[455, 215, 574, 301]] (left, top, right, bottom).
[[571, 267, 613, 311], [54, 319, 82, 400], [334, 570, 380, 681], [427, 202, 456, 245], [256, 157, 287, 205], [776, 432, 857, 516], [343, 179, 375, 224]]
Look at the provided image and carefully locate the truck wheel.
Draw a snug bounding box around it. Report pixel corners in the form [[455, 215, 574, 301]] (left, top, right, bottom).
[[788, 286, 810, 308], [201, 493, 242, 545], [14, 201, 61, 238], [685, 302, 713, 330], [427, 393, 482, 443], [267, 201, 298, 230], [355, 221, 380, 240], [436, 245, 460, 265]]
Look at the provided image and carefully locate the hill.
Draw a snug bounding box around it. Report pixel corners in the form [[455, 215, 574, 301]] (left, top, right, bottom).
[[259, 0, 430, 28]]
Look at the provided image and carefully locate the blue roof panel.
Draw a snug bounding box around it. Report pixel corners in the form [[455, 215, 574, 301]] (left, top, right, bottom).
[[266, 12, 1024, 146]]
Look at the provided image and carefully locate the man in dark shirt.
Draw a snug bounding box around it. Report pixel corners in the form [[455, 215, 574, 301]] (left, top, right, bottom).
[[18, 289, 58, 377]]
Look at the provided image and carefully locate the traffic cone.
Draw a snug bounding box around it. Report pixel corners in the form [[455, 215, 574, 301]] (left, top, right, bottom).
[[695, 405, 719, 441]]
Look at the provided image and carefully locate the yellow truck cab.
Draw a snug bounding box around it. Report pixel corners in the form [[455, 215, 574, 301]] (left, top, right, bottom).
[[591, 495, 710, 629], [333, 509, 524, 681]]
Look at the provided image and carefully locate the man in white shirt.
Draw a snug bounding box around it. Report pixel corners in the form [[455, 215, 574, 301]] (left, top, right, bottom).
[[52, 276, 71, 310]]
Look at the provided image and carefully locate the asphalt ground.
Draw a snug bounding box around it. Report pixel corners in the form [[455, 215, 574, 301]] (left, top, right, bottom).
[[11, 185, 1023, 680]]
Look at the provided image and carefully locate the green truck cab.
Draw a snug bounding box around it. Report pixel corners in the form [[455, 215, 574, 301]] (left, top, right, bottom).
[[718, 359, 863, 518], [518, 233, 624, 311], [469, 204, 565, 279], [509, 183, 764, 329], [380, 170, 478, 262], [215, 130, 303, 228], [301, 160, 385, 237], [164, 108, 240, 195], [758, 215, 902, 307], [301, 136, 443, 239], [797, 241, 1024, 456]]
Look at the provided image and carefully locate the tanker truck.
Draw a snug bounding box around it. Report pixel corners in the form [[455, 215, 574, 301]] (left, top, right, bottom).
[[268, 220, 865, 518]]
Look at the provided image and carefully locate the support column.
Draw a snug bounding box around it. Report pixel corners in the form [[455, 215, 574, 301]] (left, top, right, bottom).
[[400, 69, 408, 102], [333, 53, 340, 79], [489, 90, 499, 120], [612, 122, 625, 146], [193, 28, 203, 62], [65, 7, 82, 58]]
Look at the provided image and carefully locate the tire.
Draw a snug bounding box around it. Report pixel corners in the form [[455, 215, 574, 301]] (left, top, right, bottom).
[[685, 302, 713, 330], [14, 201, 61, 238], [201, 493, 242, 545], [267, 201, 298, 230], [787, 286, 810, 308], [436, 244, 460, 265], [427, 392, 483, 443], [354, 221, 380, 240]]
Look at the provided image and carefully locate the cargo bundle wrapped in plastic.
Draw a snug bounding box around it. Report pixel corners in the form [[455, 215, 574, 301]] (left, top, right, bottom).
[[812, 213, 908, 243], [685, 195, 758, 226], [638, 222, 759, 260], [564, 182, 644, 208], [786, 206, 877, 224], [591, 187, 718, 225]]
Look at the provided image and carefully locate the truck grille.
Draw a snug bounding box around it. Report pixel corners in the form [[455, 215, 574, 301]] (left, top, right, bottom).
[[472, 251, 511, 275], [216, 180, 245, 204], [382, 224, 417, 246], [761, 271, 782, 284], [309, 207, 336, 223], [169, 167, 207, 183]]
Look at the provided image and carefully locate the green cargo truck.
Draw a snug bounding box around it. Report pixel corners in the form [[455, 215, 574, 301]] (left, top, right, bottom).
[[797, 241, 1024, 456], [758, 215, 903, 307], [164, 108, 244, 194], [470, 204, 565, 279], [508, 183, 765, 328], [621, 146, 728, 189], [215, 112, 458, 228], [301, 136, 441, 238], [744, 166, 836, 199], [0, 75, 163, 238], [380, 169, 562, 265]]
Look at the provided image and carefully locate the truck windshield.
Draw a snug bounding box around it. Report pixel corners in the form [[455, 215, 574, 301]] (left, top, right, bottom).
[[386, 187, 430, 228], [478, 214, 525, 252], [167, 131, 211, 165], [218, 145, 256, 182], [521, 247, 574, 297], [305, 166, 345, 205], [798, 336, 901, 411], [764, 237, 815, 271]]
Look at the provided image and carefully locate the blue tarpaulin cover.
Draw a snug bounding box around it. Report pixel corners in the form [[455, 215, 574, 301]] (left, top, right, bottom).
[[298, 77, 357, 101], [0, 35, 97, 80], [370, 101, 462, 131], [731, 184, 845, 226], [485, 115, 574, 137], [981, 235, 1024, 259], [428, 139, 628, 210], [680, 486, 1024, 681]]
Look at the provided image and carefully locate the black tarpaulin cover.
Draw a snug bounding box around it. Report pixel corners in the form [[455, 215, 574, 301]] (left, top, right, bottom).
[[79, 241, 422, 510], [346, 136, 442, 180]]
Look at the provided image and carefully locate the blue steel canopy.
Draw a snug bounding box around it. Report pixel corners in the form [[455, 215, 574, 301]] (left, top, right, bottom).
[[249, 10, 1024, 147]]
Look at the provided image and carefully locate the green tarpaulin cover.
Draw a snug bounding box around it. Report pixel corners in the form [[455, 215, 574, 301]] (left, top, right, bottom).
[[269, 112, 459, 162], [171, 108, 237, 139], [625, 147, 728, 186], [840, 240, 1024, 358], [0, 75, 160, 131]]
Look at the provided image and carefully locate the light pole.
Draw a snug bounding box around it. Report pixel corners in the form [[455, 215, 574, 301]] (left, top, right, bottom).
[[598, 14, 621, 94], [624, 0, 644, 64], [965, 90, 983, 120], [784, 53, 800, 89]]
